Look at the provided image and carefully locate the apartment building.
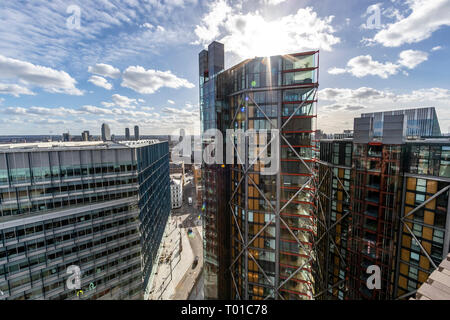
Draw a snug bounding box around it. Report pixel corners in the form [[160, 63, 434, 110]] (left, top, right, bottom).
[[317, 112, 450, 300], [199, 41, 319, 300]]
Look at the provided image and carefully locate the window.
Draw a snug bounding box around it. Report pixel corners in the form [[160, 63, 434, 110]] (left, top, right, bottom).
[[433, 229, 444, 244], [410, 252, 420, 265], [412, 224, 422, 237], [416, 179, 427, 193], [408, 266, 418, 280], [415, 193, 425, 203]]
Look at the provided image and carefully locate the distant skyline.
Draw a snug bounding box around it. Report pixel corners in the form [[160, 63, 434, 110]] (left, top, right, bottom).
[[0, 0, 449, 136]]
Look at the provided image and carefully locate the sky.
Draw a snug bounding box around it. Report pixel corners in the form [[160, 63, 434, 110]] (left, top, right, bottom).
[[0, 0, 449, 136]]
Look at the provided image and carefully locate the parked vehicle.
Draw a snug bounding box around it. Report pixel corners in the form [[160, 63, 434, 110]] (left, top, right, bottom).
[[192, 256, 199, 269]]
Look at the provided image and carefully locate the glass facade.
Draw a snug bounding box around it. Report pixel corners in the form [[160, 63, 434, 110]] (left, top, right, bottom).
[[0, 140, 170, 300], [200, 42, 319, 300], [361, 107, 441, 138], [317, 138, 450, 300], [317, 140, 352, 300]]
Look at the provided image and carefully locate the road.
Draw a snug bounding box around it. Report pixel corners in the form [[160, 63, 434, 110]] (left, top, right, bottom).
[[169, 173, 203, 299], [171, 226, 203, 299]]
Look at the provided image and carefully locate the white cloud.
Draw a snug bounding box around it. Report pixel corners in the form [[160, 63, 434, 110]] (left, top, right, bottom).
[[88, 75, 113, 90], [101, 101, 116, 108], [432, 45, 443, 51], [328, 55, 400, 79], [162, 107, 197, 117], [318, 86, 450, 134], [194, 1, 340, 58], [0, 55, 82, 95], [327, 67, 347, 75], [320, 87, 391, 102], [4, 106, 81, 116], [328, 50, 428, 78], [80, 105, 115, 115], [320, 87, 450, 104], [122, 66, 195, 94], [0, 83, 35, 97], [262, 0, 287, 5], [111, 94, 138, 108], [168, 99, 175, 104], [398, 50, 429, 69], [88, 63, 121, 79], [322, 103, 366, 111], [371, 0, 450, 47]]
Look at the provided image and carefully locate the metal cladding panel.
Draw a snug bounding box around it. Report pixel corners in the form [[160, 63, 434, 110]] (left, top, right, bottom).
[[199, 49, 208, 76], [382, 114, 406, 144], [208, 41, 224, 76], [353, 117, 373, 143]]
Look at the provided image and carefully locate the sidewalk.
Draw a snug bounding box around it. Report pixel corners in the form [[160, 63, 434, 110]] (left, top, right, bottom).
[[147, 214, 194, 300]]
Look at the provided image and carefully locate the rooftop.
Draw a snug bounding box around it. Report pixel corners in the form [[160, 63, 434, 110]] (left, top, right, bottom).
[[411, 254, 450, 300], [0, 139, 161, 153]]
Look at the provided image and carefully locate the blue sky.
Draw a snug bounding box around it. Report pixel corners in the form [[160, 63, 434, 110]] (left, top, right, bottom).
[[0, 0, 449, 136]]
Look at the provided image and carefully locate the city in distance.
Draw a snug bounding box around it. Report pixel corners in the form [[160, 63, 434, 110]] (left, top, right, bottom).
[[0, 0, 449, 305]]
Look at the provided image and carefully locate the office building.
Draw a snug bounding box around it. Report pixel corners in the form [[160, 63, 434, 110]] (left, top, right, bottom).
[[81, 131, 90, 142], [0, 139, 171, 300], [361, 107, 441, 138], [101, 124, 111, 142], [199, 41, 319, 299], [62, 133, 71, 142], [125, 128, 130, 141], [317, 111, 450, 300], [134, 126, 139, 141], [170, 177, 183, 209]]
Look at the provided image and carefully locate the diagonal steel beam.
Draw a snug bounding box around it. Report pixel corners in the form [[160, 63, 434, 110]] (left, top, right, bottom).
[[403, 185, 450, 220], [403, 222, 438, 269], [280, 88, 316, 131]]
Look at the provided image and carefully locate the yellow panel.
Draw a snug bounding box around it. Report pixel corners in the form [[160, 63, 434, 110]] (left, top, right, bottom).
[[399, 262, 408, 276], [422, 227, 433, 240], [398, 276, 407, 288], [422, 241, 431, 254], [405, 192, 415, 205], [427, 180, 438, 194], [404, 206, 412, 217], [425, 196, 436, 210], [402, 234, 411, 248], [418, 271, 429, 284], [401, 249, 410, 262], [424, 211, 434, 226], [407, 178, 416, 190], [419, 255, 430, 270]]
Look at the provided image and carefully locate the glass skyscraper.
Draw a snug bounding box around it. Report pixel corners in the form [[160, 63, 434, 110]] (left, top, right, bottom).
[[199, 41, 319, 300], [361, 107, 441, 138], [0, 140, 170, 300]]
